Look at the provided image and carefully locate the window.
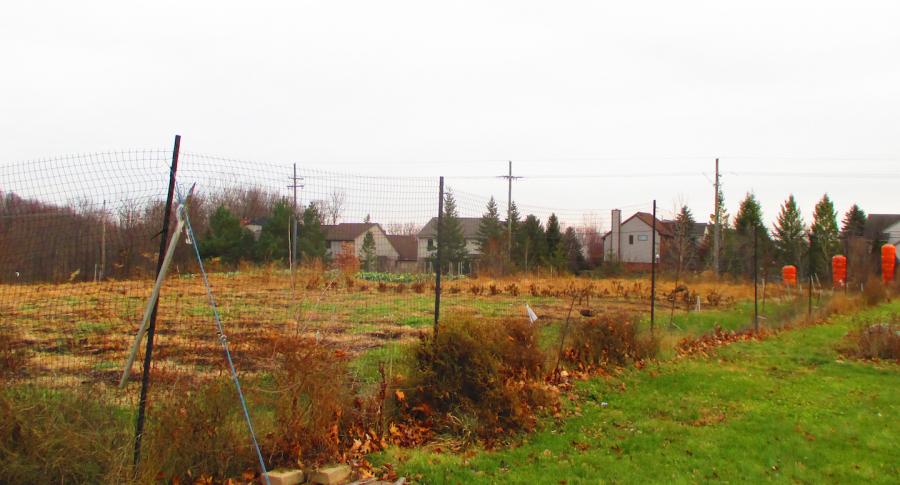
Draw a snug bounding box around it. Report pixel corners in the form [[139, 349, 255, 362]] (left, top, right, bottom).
[[638, 235, 648, 241], [427, 238, 434, 250], [628, 235, 634, 245]]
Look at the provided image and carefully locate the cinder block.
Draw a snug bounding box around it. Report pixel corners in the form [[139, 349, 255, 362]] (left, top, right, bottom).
[[265, 469, 305, 485], [308, 464, 352, 484]]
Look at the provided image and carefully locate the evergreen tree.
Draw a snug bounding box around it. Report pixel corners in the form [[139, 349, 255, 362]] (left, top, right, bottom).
[[726, 193, 769, 277], [772, 195, 806, 268], [507, 201, 521, 263], [255, 200, 293, 262], [200, 205, 254, 265], [434, 189, 468, 273], [518, 215, 548, 271], [477, 196, 506, 273], [476, 197, 504, 250], [702, 185, 730, 271], [840, 204, 867, 238], [298, 203, 327, 262], [670, 205, 697, 273], [359, 230, 377, 271], [545, 213, 562, 256], [810, 194, 840, 277], [561, 226, 585, 273]]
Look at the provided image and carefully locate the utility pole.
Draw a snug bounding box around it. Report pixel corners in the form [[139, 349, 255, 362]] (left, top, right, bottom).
[[499, 161, 522, 259], [100, 199, 107, 281], [287, 164, 304, 265], [713, 158, 720, 276]]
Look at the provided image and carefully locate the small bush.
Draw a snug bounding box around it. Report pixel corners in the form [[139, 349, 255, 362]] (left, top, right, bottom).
[[411, 281, 426, 294], [141, 379, 260, 482], [265, 336, 352, 467], [0, 324, 28, 379], [863, 277, 888, 307], [565, 312, 658, 368], [843, 319, 900, 361], [0, 388, 131, 484], [409, 317, 554, 439]]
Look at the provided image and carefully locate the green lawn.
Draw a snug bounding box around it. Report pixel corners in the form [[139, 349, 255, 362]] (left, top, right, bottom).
[[386, 302, 900, 484]]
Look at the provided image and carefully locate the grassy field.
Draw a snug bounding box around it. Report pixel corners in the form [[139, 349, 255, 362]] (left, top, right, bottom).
[[384, 301, 900, 484], [0, 269, 777, 395]]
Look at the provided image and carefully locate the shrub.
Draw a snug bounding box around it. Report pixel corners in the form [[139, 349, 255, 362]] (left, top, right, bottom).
[[0, 324, 28, 379], [141, 379, 260, 482], [565, 312, 658, 368], [863, 277, 888, 307], [409, 317, 554, 440], [843, 318, 900, 361], [265, 336, 352, 467], [0, 388, 131, 484]]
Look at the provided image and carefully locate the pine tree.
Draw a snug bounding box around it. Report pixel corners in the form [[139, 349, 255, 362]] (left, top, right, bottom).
[[359, 230, 377, 271], [200, 205, 254, 265], [435, 189, 468, 273], [561, 226, 585, 273], [702, 185, 730, 271], [507, 201, 521, 262], [476, 197, 503, 250], [810, 194, 840, 277], [518, 215, 548, 271], [840, 204, 867, 238], [670, 205, 697, 273], [298, 203, 327, 262], [255, 200, 293, 262], [477, 196, 506, 273], [772, 195, 806, 268], [727, 193, 769, 277], [545, 213, 562, 256]]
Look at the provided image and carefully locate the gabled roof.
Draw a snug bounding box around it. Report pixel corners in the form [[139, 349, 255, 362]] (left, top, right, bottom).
[[628, 212, 674, 237], [417, 217, 482, 239], [323, 223, 381, 241], [387, 235, 418, 261], [865, 214, 900, 241]]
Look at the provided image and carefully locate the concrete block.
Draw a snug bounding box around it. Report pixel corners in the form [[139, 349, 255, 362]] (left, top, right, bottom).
[[265, 469, 305, 485], [308, 464, 352, 484]]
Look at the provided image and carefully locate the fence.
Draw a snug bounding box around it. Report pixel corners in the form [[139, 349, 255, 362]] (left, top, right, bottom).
[[0, 140, 878, 480]]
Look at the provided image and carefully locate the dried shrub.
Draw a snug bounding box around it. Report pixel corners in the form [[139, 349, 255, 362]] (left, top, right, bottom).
[[377, 282, 388, 293], [488, 283, 500, 296], [0, 388, 131, 484], [0, 324, 28, 380], [395, 283, 407, 294], [409, 317, 555, 440], [565, 312, 658, 368], [504, 283, 519, 297], [266, 336, 352, 467], [142, 379, 259, 482], [411, 281, 426, 294], [469, 284, 484, 296], [863, 277, 888, 307], [333, 242, 360, 275], [841, 319, 900, 361]]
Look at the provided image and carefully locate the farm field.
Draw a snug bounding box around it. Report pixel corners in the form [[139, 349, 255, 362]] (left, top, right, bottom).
[[385, 301, 900, 484], [0, 268, 782, 395]]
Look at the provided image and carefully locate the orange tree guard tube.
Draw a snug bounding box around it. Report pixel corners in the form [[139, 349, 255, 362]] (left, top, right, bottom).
[[883, 244, 896, 284], [832, 255, 847, 287], [782, 265, 797, 286]]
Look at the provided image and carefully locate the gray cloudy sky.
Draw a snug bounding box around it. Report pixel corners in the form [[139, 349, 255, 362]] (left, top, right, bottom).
[[2, 1, 899, 228]]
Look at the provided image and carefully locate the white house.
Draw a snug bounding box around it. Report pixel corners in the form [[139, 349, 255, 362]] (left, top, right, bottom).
[[323, 223, 398, 271], [601, 210, 672, 267]]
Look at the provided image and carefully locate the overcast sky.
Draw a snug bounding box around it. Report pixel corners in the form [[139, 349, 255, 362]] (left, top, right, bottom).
[[2, 1, 898, 229]]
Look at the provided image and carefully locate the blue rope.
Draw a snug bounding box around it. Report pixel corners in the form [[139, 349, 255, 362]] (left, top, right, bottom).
[[177, 188, 271, 485]]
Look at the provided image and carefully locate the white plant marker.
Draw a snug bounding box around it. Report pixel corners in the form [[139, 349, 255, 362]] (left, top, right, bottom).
[[525, 303, 538, 323]]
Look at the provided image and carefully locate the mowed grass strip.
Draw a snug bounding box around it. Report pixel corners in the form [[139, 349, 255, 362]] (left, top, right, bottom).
[[387, 302, 900, 484]]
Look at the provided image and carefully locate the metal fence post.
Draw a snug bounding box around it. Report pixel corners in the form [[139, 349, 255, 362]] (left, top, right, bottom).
[[434, 177, 444, 338], [754, 224, 759, 331], [133, 135, 180, 469], [808, 232, 815, 320]]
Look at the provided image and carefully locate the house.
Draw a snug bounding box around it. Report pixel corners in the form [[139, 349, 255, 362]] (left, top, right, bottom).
[[601, 210, 673, 268], [323, 223, 398, 271], [386, 235, 419, 273], [240, 218, 265, 241], [416, 217, 483, 273], [864, 214, 900, 262]]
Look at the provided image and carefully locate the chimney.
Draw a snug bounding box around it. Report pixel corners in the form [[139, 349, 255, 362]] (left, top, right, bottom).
[[611, 209, 622, 262]]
